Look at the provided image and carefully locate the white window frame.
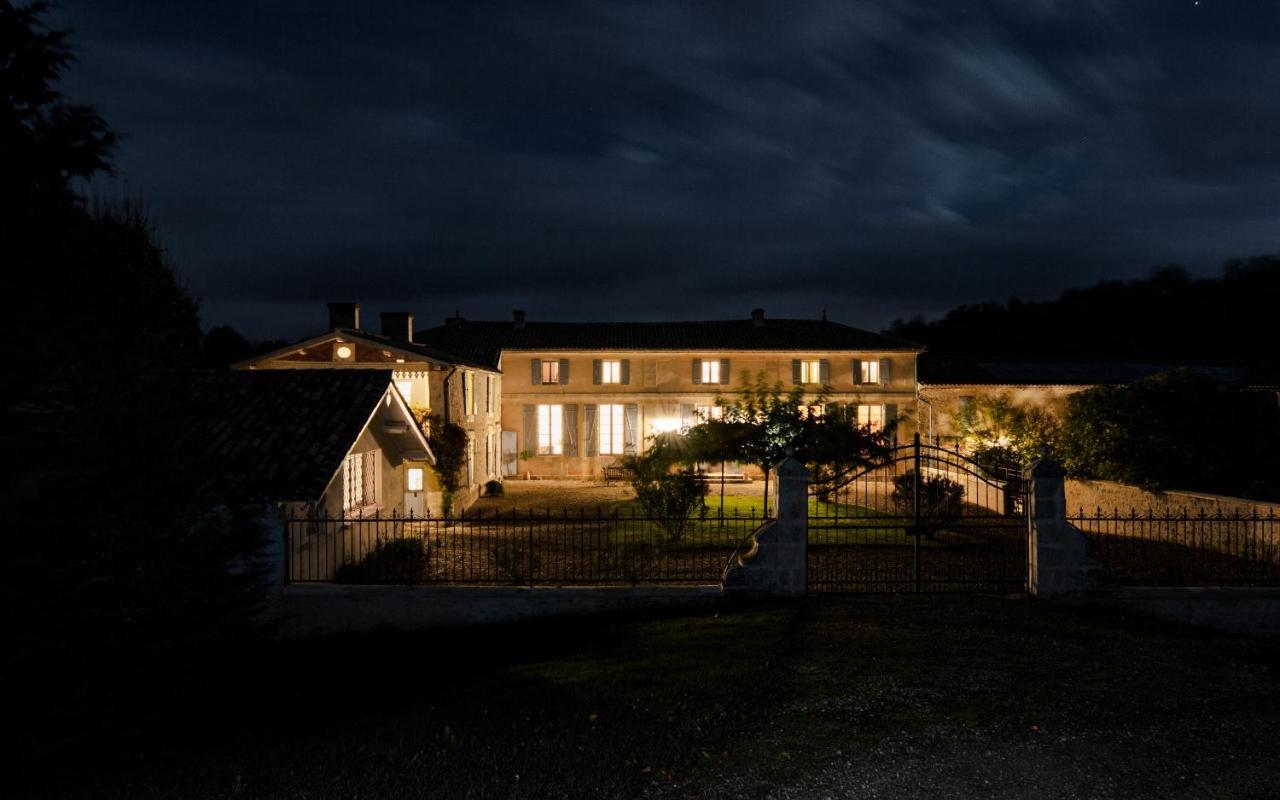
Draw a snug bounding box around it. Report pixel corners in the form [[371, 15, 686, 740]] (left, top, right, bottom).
[[860, 360, 880, 385], [799, 360, 822, 384], [598, 403, 625, 455], [857, 404, 884, 431], [537, 404, 563, 455], [342, 450, 379, 511], [700, 359, 720, 384], [540, 360, 560, 385], [600, 359, 622, 384], [406, 466, 424, 492]]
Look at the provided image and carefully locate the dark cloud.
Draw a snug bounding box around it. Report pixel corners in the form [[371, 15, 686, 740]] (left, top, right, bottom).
[[54, 0, 1280, 337]]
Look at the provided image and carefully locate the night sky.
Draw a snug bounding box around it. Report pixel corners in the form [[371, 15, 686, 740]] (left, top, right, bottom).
[[53, 1, 1280, 339]]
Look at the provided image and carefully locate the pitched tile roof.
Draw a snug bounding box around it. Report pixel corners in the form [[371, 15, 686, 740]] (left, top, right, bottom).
[[919, 356, 1280, 387], [415, 317, 923, 370], [237, 327, 495, 371], [163, 369, 397, 502]]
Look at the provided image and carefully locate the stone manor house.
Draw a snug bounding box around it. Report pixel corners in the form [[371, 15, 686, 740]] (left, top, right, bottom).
[[238, 305, 923, 511]]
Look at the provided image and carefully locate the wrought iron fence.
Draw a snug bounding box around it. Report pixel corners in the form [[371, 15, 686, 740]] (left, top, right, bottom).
[[1068, 507, 1280, 586], [285, 508, 770, 586]]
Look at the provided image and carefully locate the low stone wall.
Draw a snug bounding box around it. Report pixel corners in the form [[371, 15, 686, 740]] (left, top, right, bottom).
[[269, 584, 722, 637], [1066, 479, 1278, 517], [1109, 587, 1280, 637]]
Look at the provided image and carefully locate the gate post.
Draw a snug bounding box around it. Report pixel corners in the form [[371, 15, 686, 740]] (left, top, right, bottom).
[[723, 454, 808, 595], [1027, 458, 1109, 596]]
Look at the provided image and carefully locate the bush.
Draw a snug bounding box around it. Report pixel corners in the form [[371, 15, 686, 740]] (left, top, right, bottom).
[[1060, 370, 1280, 500], [626, 452, 708, 542], [484, 479, 504, 497], [891, 471, 965, 522], [334, 538, 430, 585]]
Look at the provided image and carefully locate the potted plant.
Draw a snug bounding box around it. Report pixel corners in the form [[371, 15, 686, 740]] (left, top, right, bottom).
[[518, 449, 533, 480]]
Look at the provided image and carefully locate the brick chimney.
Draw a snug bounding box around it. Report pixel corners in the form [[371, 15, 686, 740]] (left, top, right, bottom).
[[328, 302, 360, 331], [751, 308, 765, 327], [513, 309, 526, 330], [380, 312, 414, 342]]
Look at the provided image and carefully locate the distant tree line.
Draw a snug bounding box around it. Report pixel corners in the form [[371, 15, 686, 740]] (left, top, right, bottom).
[[888, 259, 1280, 366]]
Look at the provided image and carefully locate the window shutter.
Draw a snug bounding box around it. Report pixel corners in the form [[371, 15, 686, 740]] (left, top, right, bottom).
[[692, 358, 702, 384], [884, 403, 898, 443], [584, 404, 598, 457], [719, 358, 730, 385], [522, 405, 536, 453], [558, 358, 570, 385], [880, 358, 892, 387], [820, 359, 830, 385], [792, 359, 802, 384], [563, 405, 578, 456], [623, 404, 639, 454], [531, 359, 542, 385], [852, 359, 863, 385], [620, 359, 631, 385], [592, 359, 602, 385]]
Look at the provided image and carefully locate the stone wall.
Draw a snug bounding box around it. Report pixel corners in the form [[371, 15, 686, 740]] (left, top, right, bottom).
[[1066, 478, 1278, 517]]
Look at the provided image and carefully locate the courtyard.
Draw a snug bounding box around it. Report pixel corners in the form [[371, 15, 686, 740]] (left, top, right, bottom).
[[21, 595, 1280, 799]]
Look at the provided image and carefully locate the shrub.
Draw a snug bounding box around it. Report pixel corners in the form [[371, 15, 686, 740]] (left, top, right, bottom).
[[484, 479, 504, 497], [891, 471, 965, 522], [334, 538, 430, 585], [626, 451, 708, 542]]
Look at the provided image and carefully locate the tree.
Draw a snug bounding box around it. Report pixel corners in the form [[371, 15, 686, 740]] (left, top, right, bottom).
[[952, 392, 1063, 471], [1059, 370, 1280, 500], [624, 436, 708, 542], [426, 415, 469, 514]]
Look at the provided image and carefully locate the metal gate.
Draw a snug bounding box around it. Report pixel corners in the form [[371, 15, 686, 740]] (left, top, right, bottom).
[[808, 435, 1028, 593]]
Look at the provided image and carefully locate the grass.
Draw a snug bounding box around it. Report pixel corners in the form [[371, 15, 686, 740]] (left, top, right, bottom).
[[18, 596, 1280, 799]]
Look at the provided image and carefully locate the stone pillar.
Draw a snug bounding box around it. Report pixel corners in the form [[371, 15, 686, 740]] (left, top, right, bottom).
[[1027, 459, 1110, 596], [723, 455, 808, 595]]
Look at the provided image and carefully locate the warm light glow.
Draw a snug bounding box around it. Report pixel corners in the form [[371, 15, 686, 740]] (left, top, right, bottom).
[[601, 359, 622, 384], [799, 359, 821, 383], [336, 344, 353, 359], [538, 404, 563, 454], [407, 467, 424, 492], [695, 405, 724, 420], [860, 360, 880, 384], [700, 359, 720, 383], [599, 404, 626, 453], [540, 360, 560, 384], [649, 416, 682, 434], [395, 379, 413, 404], [857, 404, 884, 431]]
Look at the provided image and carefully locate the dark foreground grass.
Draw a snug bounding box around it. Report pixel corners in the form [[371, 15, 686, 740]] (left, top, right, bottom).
[[15, 597, 1280, 799]]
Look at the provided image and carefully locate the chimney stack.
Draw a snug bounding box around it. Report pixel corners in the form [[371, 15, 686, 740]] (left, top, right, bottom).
[[328, 302, 360, 331], [751, 308, 765, 327], [380, 311, 414, 342], [513, 309, 526, 330]]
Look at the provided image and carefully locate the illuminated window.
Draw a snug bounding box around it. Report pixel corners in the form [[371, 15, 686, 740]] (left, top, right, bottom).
[[598, 404, 625, 455], [695, 405, 724, 420], [395, 379, 413, 405], [343, 450, 378, 511], [799, 360, 822, 384], [335, 343, 353, 360], [700, 360, 720, 384], [540, 360, 560, 384], [860, 360, 880, 384], [537, 404, 563, 455], [857, 404, 884, 431], [600, 360, 622, 384], [407, 467, 424, 492], [801, 404, 826, 419]]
